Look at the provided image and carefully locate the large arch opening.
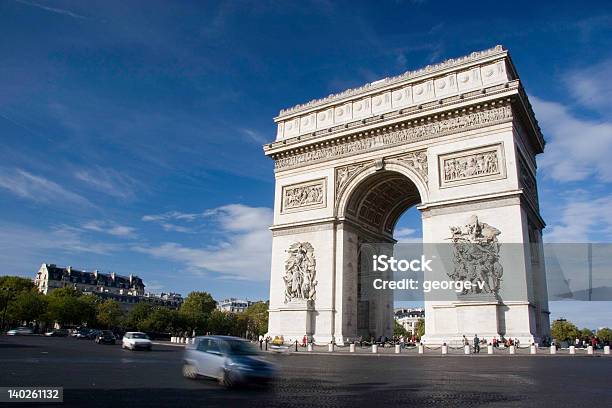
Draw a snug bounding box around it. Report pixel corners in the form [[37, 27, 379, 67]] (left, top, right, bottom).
[[340, 169, 424, 341]]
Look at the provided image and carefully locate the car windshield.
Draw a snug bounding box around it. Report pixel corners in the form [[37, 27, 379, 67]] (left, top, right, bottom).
[[131, 333, 149, 339], [225, 340, 258, 356], [102, 331, 113, 336]]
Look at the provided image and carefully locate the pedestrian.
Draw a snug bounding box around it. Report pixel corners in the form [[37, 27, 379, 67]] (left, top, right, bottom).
[[400, 335, 405, 349], [473, 334, 480, 353], [302, 334, 307, 347]]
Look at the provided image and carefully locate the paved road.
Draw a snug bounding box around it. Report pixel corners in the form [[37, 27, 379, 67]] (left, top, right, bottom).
[[0, 336, 610, 407]]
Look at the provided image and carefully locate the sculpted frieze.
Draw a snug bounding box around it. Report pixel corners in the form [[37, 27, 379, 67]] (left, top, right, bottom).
[[275, 105, 512, 170], [281, 178, 326, 213], [439, 144, 505, 187]]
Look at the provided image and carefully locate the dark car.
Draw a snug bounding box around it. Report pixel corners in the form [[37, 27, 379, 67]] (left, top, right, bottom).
[[95, 330, 116, 345], [44, 329, 69, 337], [183, 336, 276, 387]]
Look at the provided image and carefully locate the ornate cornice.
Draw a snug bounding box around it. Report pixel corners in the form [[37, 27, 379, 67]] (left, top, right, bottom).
[[278, 45, 506, 117], [272, 102, 512, 171]]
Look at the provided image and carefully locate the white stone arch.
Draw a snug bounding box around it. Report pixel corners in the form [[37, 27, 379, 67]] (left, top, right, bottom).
[[335, 161, 430, 220]]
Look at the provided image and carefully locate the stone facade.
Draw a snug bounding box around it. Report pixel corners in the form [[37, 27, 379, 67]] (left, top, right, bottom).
[[264, 46, 549, 345]]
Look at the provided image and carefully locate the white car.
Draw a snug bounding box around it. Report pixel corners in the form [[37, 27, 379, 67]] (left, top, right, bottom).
[[122, 332, 152, 351]]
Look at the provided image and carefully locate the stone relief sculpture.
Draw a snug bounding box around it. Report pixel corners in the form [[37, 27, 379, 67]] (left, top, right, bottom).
[[448, 215, 503, 295], [282, 180, 325, 211], [443, 150, 499, 182], [283, 242, 317, 303], [335, 163, 365, 198], [396, 150, 428, 182], [274, 106, 512, 169]]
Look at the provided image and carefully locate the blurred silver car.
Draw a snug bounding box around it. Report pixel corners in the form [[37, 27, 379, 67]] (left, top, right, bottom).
[[182, 336, 276, 387], [6, 327, 34, 336]]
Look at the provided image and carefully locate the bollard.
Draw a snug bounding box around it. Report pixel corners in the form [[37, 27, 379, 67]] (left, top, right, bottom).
[[509, 345, 516, 354], [328, 343, 334, 352], [464, 345, 470, 355], [487, 344, 493, 354], [418, 344, 424, 354], [265, 339, 268, 351], [605, 345, 610, 355], [350, 343, 355, 353], [442, 344, 448, 355], [530, 344, 536, 354], [171, 336, 175, 343], [587, 345, 594, 355], [569, 345, 575, 354], [307, 343, 313, 352], [295, 340, 299, 352], [372, 344, 378, 353], [395, 344, 401, 354], [550, 345, 556, 354]]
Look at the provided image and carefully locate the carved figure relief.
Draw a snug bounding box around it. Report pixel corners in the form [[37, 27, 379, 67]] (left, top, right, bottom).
[[275, 106, 512, 170], [439, 144, 505, 187], [283, 242, 317, 303], [448, 215, 503, 295], [394, 150, 428, 183], [281, 179, 326, 212], [335, 163, 365, 199]]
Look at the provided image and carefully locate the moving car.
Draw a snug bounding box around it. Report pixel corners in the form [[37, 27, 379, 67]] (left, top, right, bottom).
[[74, 328, 92, 339], [6, 327, 34, 336], [122, 332, 152, 351], [95, 330, 116, 345], [44, 329, 68, 337], [182, 336, 276, 387]]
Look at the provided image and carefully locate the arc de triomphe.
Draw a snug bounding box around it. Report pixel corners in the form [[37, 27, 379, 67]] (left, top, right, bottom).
[[263, 46, 549, 345]]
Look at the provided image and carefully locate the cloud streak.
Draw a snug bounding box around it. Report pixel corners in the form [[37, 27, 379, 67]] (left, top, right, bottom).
[[0, 167, 92, 207], [135, 204, 272, 281], [15, 0, 86, 20]]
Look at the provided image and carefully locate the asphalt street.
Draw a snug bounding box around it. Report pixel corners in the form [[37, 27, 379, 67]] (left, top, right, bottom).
[[0, 336, 610, 407]]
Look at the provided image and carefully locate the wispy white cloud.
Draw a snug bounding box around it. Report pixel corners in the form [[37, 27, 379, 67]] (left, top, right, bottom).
[[0, 167, 92, 207], [395, 227, 422, 243], [134, 204, 272, 281], [531, 96, 612, 182], [544, 195, 612, 242], [240, 128, 268, 144], [14, 0, 86, 19], [74, 166, 139, 200], [565, 59, 612, 114], [82, 220, 136, 238]]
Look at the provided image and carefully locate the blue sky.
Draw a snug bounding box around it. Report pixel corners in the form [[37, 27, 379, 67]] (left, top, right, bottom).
[[1, 1, 611, 327]]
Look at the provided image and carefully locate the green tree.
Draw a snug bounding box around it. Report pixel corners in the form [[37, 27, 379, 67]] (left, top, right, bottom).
[[394, 320, 408, 337], [96, 300, 124, 329], [45, 288, 96, 326], [243, 302, 268, 337], [179, 292, 216, 331], [550, 319, 579, 342], [579, 328, 594, 340], [415, 318, 425, 339], [139, 308, 183, 333], [125, 302, 154, 330], [207, 309, 236, 335], [0, 276, 35, 292], [7, 290, 47, 324], [596, 327, 612, 342]]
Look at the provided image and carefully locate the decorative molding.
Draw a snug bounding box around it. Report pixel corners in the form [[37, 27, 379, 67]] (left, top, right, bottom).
[[390, 149, 428, 183], [448, 215, 503, 296], [281, 178, 327, 213], [278, 45, 506, 117], [335, 163, 366, 200], [274, 105, 512, 170], [271, 222, 335, 237], [283, 242, 317, 303], [438, 143, 505, 188]]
